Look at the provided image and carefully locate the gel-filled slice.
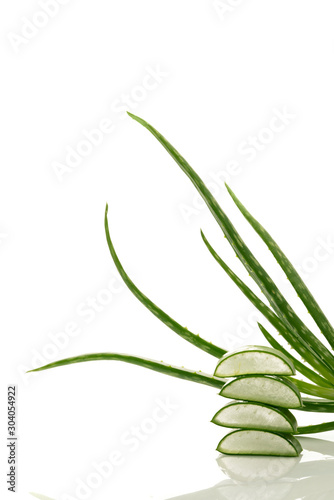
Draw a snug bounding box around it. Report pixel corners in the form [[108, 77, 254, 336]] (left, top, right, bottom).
[[217, 429, 302, 456], [214, 345, 295, 378], [212, 400, 298, 432], [220, 375, 302, 408]]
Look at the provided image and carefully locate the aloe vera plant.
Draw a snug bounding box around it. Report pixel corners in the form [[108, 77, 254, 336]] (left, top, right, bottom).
[[30, 113, 334, 450]]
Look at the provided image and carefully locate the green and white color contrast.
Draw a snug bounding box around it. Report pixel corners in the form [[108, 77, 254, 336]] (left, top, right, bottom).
[[31, 114, 334, 456], [214, 345, 295, 377], [217, 429, 302, 457], [212, 401, 298, 433]]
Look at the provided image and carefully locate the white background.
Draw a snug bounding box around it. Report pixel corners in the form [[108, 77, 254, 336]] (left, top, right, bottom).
[[2, 1, 334, 499]]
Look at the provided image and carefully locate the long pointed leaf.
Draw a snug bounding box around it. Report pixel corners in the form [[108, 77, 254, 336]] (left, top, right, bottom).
[[298, 398, 334, 413], [28, 353, 224, 389], [297, 421, 334, 434], [290, 378, 334, 399], [258, 323, 332, 388], [200, 229, 334, 384], [127, 112, 334, 381], [104, 205, 225, 358], [226, 183, 334, 350], [30, 353, 334, 417], [299, 398, 334, 413]]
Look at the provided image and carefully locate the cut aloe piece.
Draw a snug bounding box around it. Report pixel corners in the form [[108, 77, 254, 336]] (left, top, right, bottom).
[[217, 429, 302, 456], [214, 345, 295, 377], [212, 400, 297, 432], [220, 374, 302, 408]]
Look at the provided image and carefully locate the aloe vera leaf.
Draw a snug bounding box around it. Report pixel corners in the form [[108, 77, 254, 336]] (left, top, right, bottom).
[[127, 112, 334, 381], [298, 398, 334, 413], [258, 323, 332, 388], [30, 494, 54, 500], [290, 378, 334, 399], [226, 183, 334, 350], [29, 355, 334, 417], [104, 205, 225, 359], [296, 420, 334, 434], [28, 353, 225, 389], [200, 230, 334, 384]]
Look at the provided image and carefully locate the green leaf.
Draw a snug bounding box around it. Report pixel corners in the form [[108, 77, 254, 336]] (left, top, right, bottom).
[[226, 183, 334, 350], [290, 377, 334, 399], [299, 398, 334, 413], [127, 112, 334, 383], [200, 229, 334, 384], [258, 323, 332, 388], [104, 205, 225, 359], [297, 420, 334, 434], [29, 353, 334, 416], [28, 353, 225, 389]]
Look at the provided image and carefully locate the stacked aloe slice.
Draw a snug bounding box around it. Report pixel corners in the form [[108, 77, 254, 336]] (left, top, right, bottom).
[[211, 345, 303, 456]]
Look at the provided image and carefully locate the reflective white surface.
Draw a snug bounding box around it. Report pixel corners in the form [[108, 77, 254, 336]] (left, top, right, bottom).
[[166, 437, 334, 500]]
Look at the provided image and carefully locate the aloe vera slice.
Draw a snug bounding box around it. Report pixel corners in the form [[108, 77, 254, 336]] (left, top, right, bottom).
[[212, 400, 297, 432], [214, 345, 295, 377], [220, 375, 302, 408], [212, 398, 334, 435], [217, 429, 302, 456]]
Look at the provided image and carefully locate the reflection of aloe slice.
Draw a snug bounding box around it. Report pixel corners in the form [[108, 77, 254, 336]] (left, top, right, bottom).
[[166, 475, 334, 500], [288, 459, 334, 478], [164, 437, 334, 499], [296, 436, 334, 455], [166, 485, 229, 500], [289, 475, 334, 499], [216, 481, 292, 500], [166, 481, 293, 500], [217, 454, 300, 482], [30, 495, 54, 500]]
